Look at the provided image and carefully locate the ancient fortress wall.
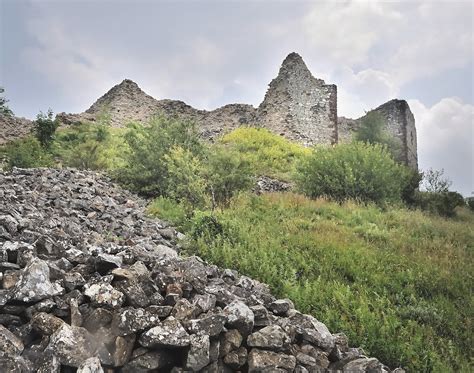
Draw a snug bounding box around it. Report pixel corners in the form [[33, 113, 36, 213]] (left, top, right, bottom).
[[54, 52, 418, 170]]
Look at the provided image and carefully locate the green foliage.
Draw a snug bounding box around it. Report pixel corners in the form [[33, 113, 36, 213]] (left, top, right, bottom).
[[147, 196, 187, 229], [221, 127, 310, 181], [35, 109, 58, 148], [1, 137, 54, 169], [466, 197, 474, 211], [115, 116, 204, 197], [401, 169, 423, 206], [180, 193, 473, 372], [205, 146, 254, 208], [415, 191, 466, 217], [164, 146, 208, 213], [355, 111, 402, 160], [54, 123, 109, 170], [0, 87, 13, 117], [296, 142, 410, 204]]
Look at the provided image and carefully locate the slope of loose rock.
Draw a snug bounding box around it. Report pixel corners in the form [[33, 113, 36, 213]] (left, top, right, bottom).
[[0, 168, 403, 372]]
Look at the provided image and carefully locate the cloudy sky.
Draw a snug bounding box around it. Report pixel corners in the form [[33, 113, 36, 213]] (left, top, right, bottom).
[[1, 0, 473, 195]]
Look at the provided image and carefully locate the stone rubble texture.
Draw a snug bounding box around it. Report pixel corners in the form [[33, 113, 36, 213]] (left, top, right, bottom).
[[53, 52, 418, 170], [0, 167, 404, 372]]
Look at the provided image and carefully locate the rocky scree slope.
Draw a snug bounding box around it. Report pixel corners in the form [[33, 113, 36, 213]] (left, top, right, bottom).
[[0, 168, 403, 372]]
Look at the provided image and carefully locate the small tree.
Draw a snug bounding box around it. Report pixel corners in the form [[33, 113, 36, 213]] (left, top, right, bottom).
[[205, 146, 254, 208], [115, 116, 204, 197], [422, 168, 452, 193], [35, 109, 58, 148], [164, 146, 208, 213], [0, 87, 13, 117]]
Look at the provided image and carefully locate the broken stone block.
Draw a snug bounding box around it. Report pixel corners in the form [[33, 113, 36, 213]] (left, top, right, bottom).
[[0, 324, 24, 357], [186, 313, 227, 336], [77, 357, 104, 373], [223, 346, 247, 370], [247, 349, 296, 372], [45, 324, 98, 367], [84, 282, 125, 309], [269, 299, 295, 316], [11, 257, 64, 303], [223, 300, 254, 337], [138, 316, 190, 348], [111, 307, 160, 336], [185, 334, 210, 371], [219, 329, 243, 357], [247, 324, 291, 351]]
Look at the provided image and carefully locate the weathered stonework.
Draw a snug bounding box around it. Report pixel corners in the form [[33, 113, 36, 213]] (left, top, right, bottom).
[[257, 52, 337, 145], [56, 53, 338, 146], [338, 100, 418, 170], [35, 52, 417, 169]]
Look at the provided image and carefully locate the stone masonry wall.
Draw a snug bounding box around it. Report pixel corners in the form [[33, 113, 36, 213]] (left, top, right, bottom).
[[257, 53, 337, 145], [337, 100, 418, 170]]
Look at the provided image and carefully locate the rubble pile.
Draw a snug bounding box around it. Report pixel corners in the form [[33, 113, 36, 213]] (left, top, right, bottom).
[[0, 168, 402, 372]]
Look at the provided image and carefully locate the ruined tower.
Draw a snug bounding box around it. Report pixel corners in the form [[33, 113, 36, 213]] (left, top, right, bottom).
[[257, 53, 338, 145]]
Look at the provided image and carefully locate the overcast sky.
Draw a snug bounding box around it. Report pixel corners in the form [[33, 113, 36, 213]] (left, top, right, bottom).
[[1, 0, 473, 195]]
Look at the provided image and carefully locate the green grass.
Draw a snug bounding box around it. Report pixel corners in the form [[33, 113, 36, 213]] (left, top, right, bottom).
[[220, 127, 310, 181], [153, 193, 473, 372]]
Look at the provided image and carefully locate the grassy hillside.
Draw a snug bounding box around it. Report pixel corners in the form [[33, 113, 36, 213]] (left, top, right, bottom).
[[171, 193, 473, 372]]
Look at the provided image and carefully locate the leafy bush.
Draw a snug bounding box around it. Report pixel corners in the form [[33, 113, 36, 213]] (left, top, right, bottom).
[[296, 142, 410, 204], [164, 146, 208, 213], [355, 111, 402, 160], [220, 127, 310, 181], [54, 123, 111, 170], [1, 137, 54, 169], [35, 109, 58, 148], [466, 197, 474, 212], [115, 116, 204, 197], [422, 168, 452, 193], [205, 146, 254, 208], [415, 191, 466, 217]]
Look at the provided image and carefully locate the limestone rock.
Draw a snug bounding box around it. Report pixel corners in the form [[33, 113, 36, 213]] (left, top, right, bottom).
[[138, 316, 190, 348], [11, 257, 64, 303], [248, 349, 297, 372], [223, 300, 254, 337], [77, 357, 104, 373], [247, 325, 291, 351]]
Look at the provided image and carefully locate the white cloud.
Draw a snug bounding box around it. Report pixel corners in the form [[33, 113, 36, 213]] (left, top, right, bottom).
[[409, 97, 474, 196]]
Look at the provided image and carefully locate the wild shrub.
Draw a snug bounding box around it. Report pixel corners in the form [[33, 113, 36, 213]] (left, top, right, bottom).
[[35, 109, 58, 148], [295, 142, 410, 204], [0, 87, 13, 117], [2, 137, 54, 169], [115, 116, 204, 197], [414, 190, 466, 217], [220, 127, 310, 181], [205, 146, 254, 208]]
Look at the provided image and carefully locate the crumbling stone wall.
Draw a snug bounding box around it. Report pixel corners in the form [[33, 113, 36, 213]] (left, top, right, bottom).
[[338, 100, 418, 170], [257, 52, 338, 145], [53, 52, 417, 169], [0, 114, 34, 145]]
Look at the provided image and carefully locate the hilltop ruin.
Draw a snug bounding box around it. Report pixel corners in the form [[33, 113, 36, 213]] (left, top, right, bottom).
[[3, 53, 417, 169]]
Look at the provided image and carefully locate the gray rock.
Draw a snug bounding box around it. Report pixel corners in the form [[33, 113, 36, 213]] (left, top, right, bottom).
[[248, 349, 297, 372], [269, 299, 295, 316], [45, 324, 98, 367], [11, 257, 64, 303], [111, 307, 160, 336], [223, 300, 254, 337], [248, 325, 291, 351], [185, 334, 210, 371], [84, 282, 125, 309], [223, 346, 247, 369], [219, 329, 243, 357], [187, 314, 227, 336], [139, 316, 190, 348], [77, 357, 104, 373], [0, 324, 24, 357]]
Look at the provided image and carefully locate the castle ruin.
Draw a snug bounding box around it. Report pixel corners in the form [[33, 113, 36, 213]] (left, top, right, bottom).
[[54, 52, 418, 170]]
